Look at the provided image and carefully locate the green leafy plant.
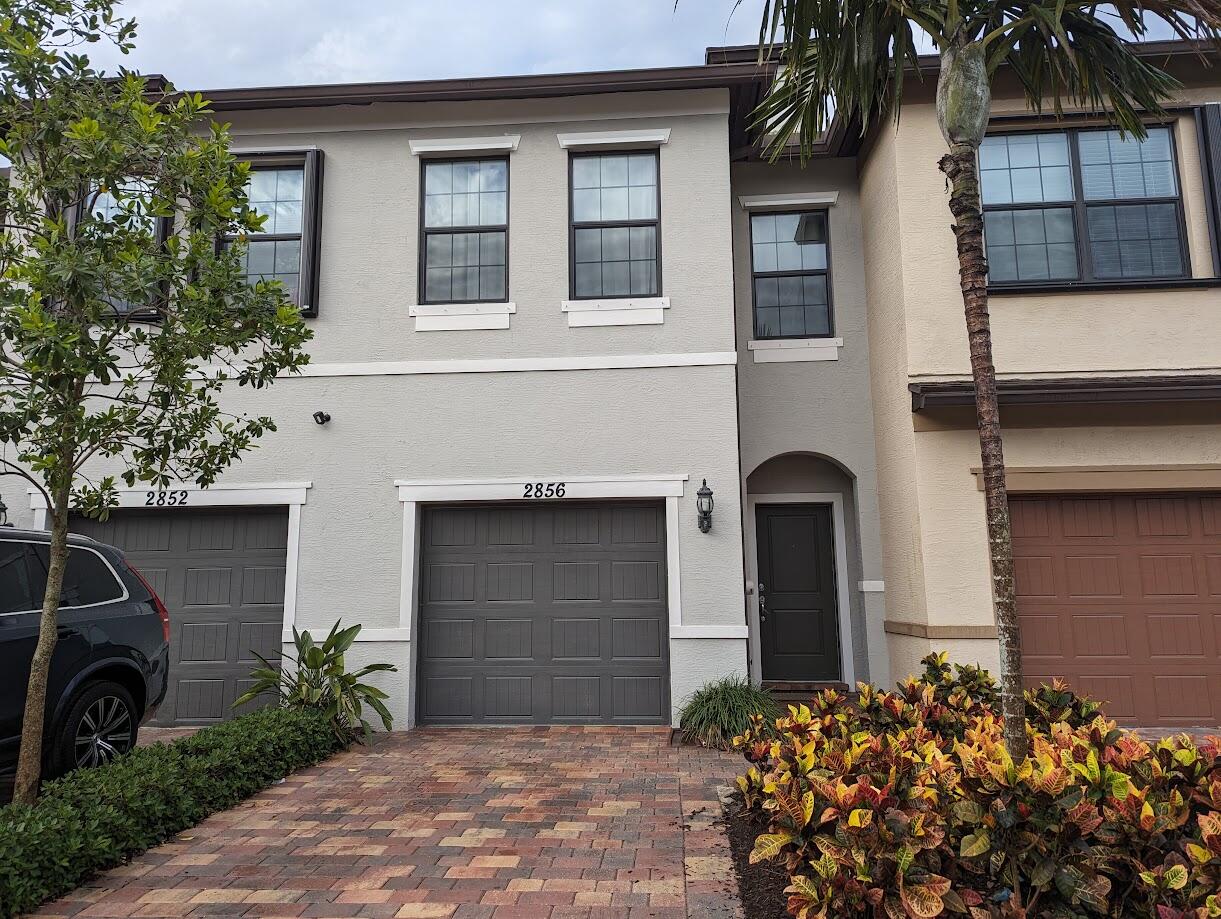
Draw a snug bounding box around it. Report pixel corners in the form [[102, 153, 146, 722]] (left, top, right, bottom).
[[679, 675, 780, 750], [0, 0, 311, 803], [234, 622, 396, 742], [733, 653, 1221, 918], [0, 707, 341, 918]]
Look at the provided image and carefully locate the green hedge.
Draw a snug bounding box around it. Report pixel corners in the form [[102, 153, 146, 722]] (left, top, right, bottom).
[[0, 707, 343, 918]]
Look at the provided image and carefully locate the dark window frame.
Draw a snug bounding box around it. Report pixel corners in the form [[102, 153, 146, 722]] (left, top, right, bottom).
[[983, 124, 1191, 289], [72, 180, 174, 321], [747, 208, 835, 340], [417, 154, 510, 306], [225, 149, 325, 318], [567, 149, 663, 300]]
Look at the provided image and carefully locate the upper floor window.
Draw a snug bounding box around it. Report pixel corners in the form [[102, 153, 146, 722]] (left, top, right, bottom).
[[226, 149, 324, 316], [570, 151, 660, 299], [420, 158, 508, 304], [82, 177, 170, 318], [981, 127, 1186, 285], [749, 210, 832, 339]]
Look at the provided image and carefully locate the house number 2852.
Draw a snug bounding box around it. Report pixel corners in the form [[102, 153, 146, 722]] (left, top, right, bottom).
[[145, 489, 189, 506], [523, 482, 565, 498]]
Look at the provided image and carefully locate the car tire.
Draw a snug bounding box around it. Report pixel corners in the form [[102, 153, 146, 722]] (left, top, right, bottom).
[[50, 681, 139, 776]]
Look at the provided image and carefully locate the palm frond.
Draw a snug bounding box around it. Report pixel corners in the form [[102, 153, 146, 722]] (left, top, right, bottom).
[[753, 0, 1221, 157]]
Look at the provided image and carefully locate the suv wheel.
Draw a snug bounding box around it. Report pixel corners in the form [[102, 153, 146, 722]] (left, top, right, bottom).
[[52, 681, 138, 774]]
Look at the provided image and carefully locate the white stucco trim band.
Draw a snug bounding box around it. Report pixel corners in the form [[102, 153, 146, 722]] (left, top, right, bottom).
[[561, 297, 669, 327], [738, 191, 840, 209], [556, 128, 671, 148], [748, 337, 843, 362], [27, 483, 312, 643], [394, 475, 690, 645], [745, 492, 857, 688], [408, 135, 521, 155], [409, 302, 516, 331], [859, 580, 886, 593], [266, 351, 736, 378]]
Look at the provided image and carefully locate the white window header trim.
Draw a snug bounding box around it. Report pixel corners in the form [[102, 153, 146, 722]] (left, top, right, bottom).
[[739, 191, 840, 210], [408, 135, 521, 155], [557, 128, 671, 149]]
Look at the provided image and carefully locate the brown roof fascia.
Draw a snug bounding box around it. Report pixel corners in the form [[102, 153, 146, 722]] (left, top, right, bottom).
[[197, 63, 772, 112], [909, 376, 1221, 411]]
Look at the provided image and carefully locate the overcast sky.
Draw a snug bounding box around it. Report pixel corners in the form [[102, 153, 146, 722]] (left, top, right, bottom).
[[84, 1, 768, 91]]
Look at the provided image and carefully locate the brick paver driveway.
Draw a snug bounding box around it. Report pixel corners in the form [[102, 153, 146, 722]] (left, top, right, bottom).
[[36, 728, 743, 919]]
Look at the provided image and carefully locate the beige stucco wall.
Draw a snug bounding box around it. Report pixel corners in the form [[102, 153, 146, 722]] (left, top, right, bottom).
[[731, 158, 889, 686], [860, 83, 1221, 683]]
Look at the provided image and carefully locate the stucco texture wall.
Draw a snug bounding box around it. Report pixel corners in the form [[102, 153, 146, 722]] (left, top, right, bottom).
[[223, 89, 737, 365], [730, 159, 890, 686]]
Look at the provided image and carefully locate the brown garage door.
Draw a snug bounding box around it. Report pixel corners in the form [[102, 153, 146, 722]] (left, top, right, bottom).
[[1012, 493, 1221, 727], [72, 507, 287, 726]]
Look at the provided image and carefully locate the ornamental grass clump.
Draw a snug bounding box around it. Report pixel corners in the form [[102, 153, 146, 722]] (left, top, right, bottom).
[[733, 653, 1220, 919], [679, 675, 781, 750]]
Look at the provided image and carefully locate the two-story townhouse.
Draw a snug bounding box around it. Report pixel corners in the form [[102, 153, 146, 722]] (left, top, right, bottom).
[[842, 42, 1221, 728], [1, 64, 782, 729], [4, 39, 1219, 732]]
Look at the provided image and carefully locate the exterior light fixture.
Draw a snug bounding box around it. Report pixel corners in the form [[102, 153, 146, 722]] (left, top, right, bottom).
[[312, 411, 331, 426], [695, 479, 714, 533], [0, 494, 8, 526]]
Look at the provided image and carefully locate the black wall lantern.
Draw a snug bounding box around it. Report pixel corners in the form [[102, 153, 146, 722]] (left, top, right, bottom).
[[695, 479, 714, 533], [0, 494, 8, 527]]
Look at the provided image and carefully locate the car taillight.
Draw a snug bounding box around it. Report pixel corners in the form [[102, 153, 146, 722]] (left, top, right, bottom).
[[125, 561, 170, 643]]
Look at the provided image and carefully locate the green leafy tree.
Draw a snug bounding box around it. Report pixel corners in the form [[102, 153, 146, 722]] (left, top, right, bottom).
[[0, 0, 311, 803], [747, 0, 1221, 756]]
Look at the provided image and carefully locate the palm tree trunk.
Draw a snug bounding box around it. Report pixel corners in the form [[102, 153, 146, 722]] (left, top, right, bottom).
[[12, 476, 72, 804], [938, 144, 1027, 760]]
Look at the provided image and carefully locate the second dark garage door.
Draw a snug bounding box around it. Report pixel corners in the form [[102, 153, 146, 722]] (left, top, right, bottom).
[[418, 502, 670, 724], [71, 507, 287, 726]]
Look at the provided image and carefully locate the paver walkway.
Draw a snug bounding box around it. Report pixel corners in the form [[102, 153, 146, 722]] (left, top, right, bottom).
[[35, 727, 744, 919]]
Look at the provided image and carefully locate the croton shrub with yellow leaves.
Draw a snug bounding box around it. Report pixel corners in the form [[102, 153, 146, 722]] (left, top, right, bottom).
[[734, 654, 1220, 919]]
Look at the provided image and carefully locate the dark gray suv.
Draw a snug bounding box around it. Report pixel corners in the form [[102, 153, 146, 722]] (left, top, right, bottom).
[[0, 529, 170, 789]]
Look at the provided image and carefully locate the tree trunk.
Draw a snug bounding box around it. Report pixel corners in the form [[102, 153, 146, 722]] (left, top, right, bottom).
[[12, 477, 73, 804], [938, 144, 1028, 760]]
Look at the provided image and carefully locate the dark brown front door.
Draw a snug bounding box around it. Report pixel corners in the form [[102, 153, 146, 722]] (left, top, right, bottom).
[[756, 503, 841, 682]]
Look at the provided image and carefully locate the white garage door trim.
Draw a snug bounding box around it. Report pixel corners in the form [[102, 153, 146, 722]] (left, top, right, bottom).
[[29, 482, 311, 641], [392, 475, 747, 643]]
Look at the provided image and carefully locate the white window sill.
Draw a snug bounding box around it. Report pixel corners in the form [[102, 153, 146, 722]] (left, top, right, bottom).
[[409, 302, 515, 331], [561, 297, 669, 327], [747, 337, 842, 362]]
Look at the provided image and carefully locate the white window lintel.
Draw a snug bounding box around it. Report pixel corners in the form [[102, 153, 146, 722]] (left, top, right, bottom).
[[738, 191, 839, 210], [557, 128, 671, 149], [408, 135, 521, 155], [748, 337, 843, 363]]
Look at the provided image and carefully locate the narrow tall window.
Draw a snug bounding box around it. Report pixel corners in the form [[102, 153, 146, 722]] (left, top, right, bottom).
[[748, 210, 832, 339], [420, 158, 508, 303], [981, 127, 1186, 284], [570, 151, 660, 298], [225, 150, 325, 316]]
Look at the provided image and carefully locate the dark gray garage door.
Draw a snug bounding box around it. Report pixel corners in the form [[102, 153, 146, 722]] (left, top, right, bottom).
[[418, 502, 670, 724], [72, 507, 288, 726]]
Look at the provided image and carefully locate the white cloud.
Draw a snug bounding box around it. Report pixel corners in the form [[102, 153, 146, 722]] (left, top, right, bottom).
[[85, 0, 767, 90]]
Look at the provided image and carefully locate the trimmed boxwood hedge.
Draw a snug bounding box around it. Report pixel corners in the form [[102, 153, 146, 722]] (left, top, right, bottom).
[[0, 707, 343, 918]]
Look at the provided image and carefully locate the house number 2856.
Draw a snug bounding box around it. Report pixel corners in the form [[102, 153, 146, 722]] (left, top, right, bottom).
[[523, 482, 565, 498]]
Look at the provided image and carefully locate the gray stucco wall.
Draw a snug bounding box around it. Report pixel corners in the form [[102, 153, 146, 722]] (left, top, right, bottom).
[[0, 89, 749, 727], [730, 159, 890, 688]]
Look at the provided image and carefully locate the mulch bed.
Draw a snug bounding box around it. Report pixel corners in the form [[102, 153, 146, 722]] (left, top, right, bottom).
[[724, 791, 791, 919]]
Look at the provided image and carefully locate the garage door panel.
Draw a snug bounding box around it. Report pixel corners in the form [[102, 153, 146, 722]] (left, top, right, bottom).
[[72, 507, 287, 726], [1013, 493, 1221, 728], [418, 502, 669, 724]]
